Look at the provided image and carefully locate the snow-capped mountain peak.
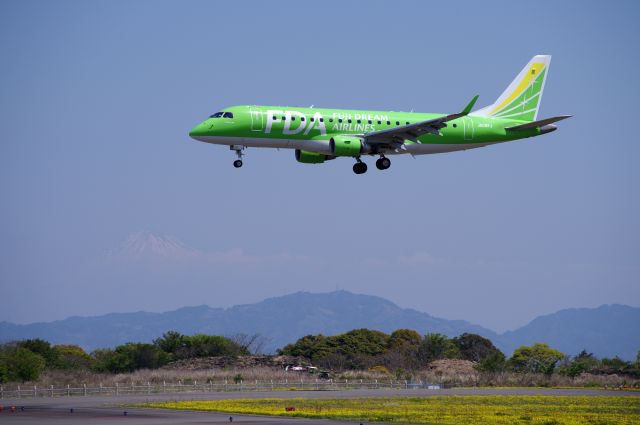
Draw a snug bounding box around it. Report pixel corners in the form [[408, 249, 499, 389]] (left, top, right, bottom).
[[114, 231, 201, 260]]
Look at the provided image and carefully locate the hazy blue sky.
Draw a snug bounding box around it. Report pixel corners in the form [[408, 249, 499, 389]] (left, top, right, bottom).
[[1, 0, 638, 332]]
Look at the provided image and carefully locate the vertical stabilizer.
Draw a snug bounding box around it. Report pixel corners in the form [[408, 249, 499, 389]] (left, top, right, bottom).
[[471, 55, 551, 122]]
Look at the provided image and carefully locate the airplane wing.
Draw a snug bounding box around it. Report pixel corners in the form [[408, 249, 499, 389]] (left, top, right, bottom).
[[363, 95, 479, 147]]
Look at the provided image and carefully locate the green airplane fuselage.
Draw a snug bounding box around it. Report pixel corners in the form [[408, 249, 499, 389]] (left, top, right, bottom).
[[189, 105, 543, 156]]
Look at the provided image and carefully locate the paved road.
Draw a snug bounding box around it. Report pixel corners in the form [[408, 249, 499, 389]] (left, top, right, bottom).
[[1, 388, 637, 424]]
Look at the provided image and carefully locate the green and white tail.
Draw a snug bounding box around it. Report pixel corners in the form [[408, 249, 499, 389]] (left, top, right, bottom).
[[471, 55, 551, 122]]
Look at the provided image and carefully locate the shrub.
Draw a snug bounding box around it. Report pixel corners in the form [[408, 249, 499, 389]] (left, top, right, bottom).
[[368, 365, 391, 375]]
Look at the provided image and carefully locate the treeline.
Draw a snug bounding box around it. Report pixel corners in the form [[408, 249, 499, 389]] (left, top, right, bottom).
[[1, 328, 639, 383], [0, 331, 258, 383], [278, 329, 640, 378]]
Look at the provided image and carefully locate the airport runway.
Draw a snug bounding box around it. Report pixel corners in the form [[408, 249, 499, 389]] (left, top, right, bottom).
[[1, 388, 638, 424]]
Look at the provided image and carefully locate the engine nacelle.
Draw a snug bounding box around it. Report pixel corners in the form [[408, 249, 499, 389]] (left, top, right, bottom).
[[295, 149, 327, 164], [329, 136, 369, 157]]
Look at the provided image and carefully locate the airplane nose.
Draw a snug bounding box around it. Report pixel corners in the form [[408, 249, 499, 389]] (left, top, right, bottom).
[[189, 121, 209, 139]]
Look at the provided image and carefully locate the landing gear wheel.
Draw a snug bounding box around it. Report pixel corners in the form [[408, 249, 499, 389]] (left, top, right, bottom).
[[353, 162, 368, 174], [376, 157, 391, 170], [230, 145, 246, 168]]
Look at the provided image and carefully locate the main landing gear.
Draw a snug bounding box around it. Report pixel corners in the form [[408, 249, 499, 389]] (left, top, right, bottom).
[[353, 158, 368, 174], [376, 156, 391, 170], [352, 156, 392, 174], [230, 145, 245, 168]]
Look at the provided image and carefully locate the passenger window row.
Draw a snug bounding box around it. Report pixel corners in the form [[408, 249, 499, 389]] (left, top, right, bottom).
[[269, 115, 412, 126]]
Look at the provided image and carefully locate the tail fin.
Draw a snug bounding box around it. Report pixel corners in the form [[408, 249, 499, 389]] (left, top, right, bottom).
[[471, 55, 551, 122]]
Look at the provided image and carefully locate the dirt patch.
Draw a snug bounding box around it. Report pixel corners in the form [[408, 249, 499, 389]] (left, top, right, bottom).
[[426, 359, 477, 375], [161, 355, 310, 371]]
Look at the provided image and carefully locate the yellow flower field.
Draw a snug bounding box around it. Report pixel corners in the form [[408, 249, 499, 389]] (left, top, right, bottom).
[[140, 395, 640, 425]]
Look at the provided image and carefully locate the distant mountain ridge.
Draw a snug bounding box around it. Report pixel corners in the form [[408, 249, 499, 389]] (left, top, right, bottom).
[[1, 291, 638, 359], [498, 304, 640, 360]]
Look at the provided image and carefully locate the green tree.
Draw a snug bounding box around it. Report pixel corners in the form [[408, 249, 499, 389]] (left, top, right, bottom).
[[92, 343, 170, 373], [279, 329, 390, 369], [0, 359, 8, 383], [331, 329, 390, 357], [559, 350, 599, 378], [0, 345, 10, 383], [153, 331, 187, 356], [279, 334, 329, 359], [90, 348, 117, 373], [6, 347, 46, 381], [508, 343, 564, 375], [453, 333, 503, 363], [18, 339, 58, 367], [182, 334, 248, 358], [387, 329, 422, 350], [417, 333, 460, 364], [53, 345, 94, 370], [476, 351, 507, 372], [598, 356, 636, 376]]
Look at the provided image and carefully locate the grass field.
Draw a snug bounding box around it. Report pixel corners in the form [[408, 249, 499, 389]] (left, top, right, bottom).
[[141, 395, 640, 425]]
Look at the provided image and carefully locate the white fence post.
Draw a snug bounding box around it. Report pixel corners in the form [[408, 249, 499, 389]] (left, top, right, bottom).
[[115, 382, 119, 396], [17, 385, 20, 399], [83, 383, 87, 396]]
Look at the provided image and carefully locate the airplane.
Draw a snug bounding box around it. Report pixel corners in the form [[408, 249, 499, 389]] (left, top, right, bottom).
[[189, 55, 570, 174]]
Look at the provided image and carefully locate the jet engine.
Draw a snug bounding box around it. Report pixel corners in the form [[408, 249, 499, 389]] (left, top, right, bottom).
[[329, 136, 370, 156], [295, 149, 328, 164]]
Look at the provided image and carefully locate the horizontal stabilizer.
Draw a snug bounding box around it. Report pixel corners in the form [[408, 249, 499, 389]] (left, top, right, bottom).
[[506, 115, 572, 131]]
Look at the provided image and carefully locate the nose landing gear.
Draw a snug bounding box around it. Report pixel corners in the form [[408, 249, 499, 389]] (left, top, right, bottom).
[[230, 145, 245, 168]]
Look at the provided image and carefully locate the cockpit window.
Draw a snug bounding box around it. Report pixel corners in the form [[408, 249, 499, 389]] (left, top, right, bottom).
[[209, 112, 234, 119]]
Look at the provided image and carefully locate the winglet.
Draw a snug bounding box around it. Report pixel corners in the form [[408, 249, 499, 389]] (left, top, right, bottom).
[[461, 95, 479, 115]]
